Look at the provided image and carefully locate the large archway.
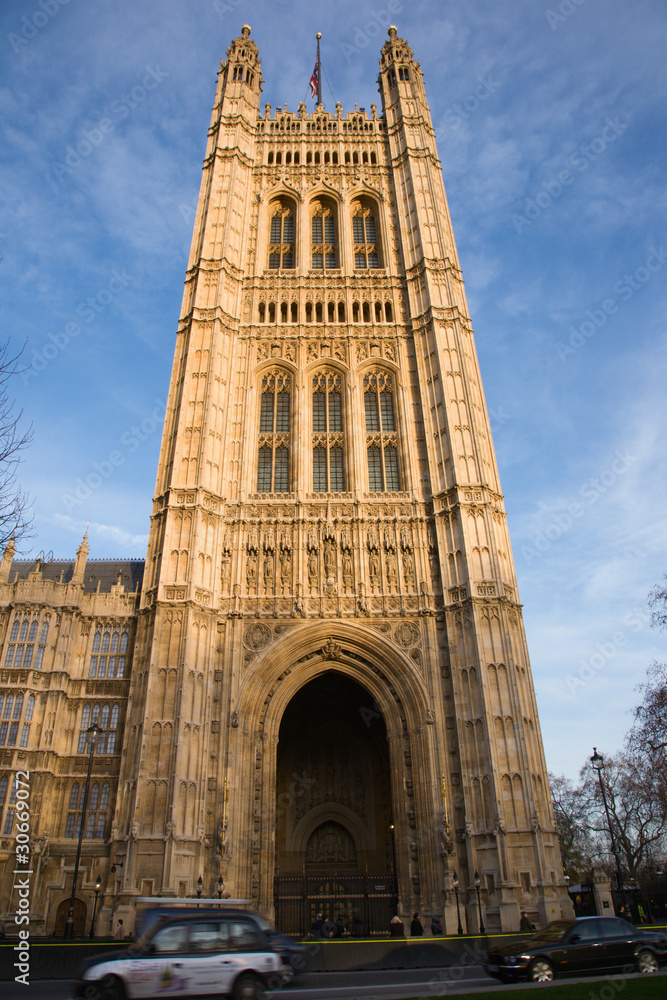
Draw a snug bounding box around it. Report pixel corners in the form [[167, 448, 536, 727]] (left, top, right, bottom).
[[274, 670, 397, 934]]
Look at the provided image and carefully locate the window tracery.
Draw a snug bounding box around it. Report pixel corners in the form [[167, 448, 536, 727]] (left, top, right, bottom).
[[257, 371, 291, 493], [312, 371, 345, 492], [364, 371, 400, 491]]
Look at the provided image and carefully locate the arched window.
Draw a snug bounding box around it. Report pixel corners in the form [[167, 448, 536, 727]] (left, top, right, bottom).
[[257, 371, 291, 493], [364, 372, 400, 492], [268, 201, 295, 269], [311, 199, 337, 268], [312, 372, 345, 492], [352, 201, 380, 268]]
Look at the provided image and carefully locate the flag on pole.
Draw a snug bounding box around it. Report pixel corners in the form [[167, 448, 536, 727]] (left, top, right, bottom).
[[310, 60, 319, 100]]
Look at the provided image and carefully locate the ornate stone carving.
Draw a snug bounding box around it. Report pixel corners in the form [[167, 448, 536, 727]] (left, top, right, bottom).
[[394, 622, 420, 647], [244, 623, 271, 650]]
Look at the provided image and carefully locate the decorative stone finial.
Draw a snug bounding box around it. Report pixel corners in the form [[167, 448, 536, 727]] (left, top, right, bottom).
[[241, 25, 251, 38], [388, 25, 398, 38]]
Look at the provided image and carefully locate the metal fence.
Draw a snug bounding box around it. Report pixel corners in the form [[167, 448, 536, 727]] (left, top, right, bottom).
[[274, 871, 398, 938]]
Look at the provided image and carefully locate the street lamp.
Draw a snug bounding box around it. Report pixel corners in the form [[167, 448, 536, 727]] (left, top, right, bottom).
[[590, 748, 627, 913], [89, 874, 102, 938], [452, 872, 463, 935], [473, 871, 485, 935], [64, 723, 101, 939]]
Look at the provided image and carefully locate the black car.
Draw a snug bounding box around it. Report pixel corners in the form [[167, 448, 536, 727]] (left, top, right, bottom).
[[484, 916, 667, 983]]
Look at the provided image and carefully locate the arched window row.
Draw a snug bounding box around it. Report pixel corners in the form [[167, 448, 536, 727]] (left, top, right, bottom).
[[230, 65, 255, 85], [89, 626, 129, 679], [65, 781, 111, 839], [256, 367, 401, 496], [266, 198, 383, 271], [266, 148, 379, 167], [257, 299, 393, 325], [5, 611, 51, 669], [77, 702, 121, 754], [0, 691, 35, 748]]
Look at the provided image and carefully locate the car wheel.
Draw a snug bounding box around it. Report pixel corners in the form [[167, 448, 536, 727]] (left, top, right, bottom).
[[528, 958, 555, 982], [232, 973, 265, 1000], [636, 950, 659, 974]]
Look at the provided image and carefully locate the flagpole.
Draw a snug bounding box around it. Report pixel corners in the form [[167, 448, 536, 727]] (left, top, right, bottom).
[[316, 32, 322, 106]]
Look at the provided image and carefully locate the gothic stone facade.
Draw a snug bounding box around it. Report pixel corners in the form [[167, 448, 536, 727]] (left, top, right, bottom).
[[0, 26, 570, 936]]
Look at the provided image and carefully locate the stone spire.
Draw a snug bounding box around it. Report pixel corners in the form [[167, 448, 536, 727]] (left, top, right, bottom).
[[0, 534, 16, 583], [72, 529, 90, 585]]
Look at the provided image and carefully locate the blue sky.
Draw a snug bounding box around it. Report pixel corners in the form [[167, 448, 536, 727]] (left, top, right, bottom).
[[1, 0, 665, 781]]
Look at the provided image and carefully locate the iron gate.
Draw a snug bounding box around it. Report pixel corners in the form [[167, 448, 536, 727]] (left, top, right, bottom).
[[274, 872, 398, 937]]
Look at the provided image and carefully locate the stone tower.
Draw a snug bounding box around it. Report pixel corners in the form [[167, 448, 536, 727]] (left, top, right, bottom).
[[112, 25, 569, 934]]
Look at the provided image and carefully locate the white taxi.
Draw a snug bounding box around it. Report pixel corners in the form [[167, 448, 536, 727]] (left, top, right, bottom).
[[74, 913, 284, 1000]]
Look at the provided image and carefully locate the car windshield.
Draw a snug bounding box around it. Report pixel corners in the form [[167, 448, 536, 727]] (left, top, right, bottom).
[[529, 921, 573, 943]]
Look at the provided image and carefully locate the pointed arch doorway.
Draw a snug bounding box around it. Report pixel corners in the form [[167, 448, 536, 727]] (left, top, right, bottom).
[[274, 670, 397, 935]]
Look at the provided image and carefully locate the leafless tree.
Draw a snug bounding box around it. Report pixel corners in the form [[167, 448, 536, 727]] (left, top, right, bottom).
[[0, 340, 33, 548], [549, 772, 596, 881]]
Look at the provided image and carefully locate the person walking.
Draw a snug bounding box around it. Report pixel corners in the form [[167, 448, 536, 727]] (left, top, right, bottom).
[[389, 915, 405, 937], [430, 915, 443, 935], [114, 919, 124, 940], [519, 911, 533, 933], [410, 912, 423, 936]]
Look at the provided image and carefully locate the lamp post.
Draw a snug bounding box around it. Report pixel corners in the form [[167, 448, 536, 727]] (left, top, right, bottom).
[[452, 872, 463, 935], [389, 823, 399, 913], [64, 723, 101, 939], [473, 871, 485, 935], [590, 748, 627, 913], [89, 875, 102, 938]]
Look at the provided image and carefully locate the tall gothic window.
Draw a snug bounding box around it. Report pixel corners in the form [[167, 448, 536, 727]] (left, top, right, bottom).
[[312, 372, 344, 492], [77, 703, 120, 754], [5, 612, 50, 669], [353, 202, 380, 268], [311, 200, 337, 268], [268, 202, 295, 269], [257, 371, 291, 493], [89, 627, 129, 678], [364, 372, 400, 491], [65, 781, 110, 839]]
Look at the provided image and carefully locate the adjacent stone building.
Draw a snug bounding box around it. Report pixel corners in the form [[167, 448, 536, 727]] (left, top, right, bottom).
[[0, 26, 570, 937]]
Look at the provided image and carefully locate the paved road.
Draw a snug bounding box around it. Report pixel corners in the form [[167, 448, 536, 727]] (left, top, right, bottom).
[[2, 968, 666, 1000]]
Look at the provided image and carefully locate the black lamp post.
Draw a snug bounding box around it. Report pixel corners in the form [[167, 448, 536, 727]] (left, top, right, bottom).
[[590, 748, 627, 913], [89, 874, 102, 938], [64, 723, 101, 939], [452, 872, 463, 935], [473, 871, 485, 935]]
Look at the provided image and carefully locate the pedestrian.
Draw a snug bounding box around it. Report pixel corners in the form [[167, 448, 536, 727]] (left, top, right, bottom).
[[321, 915, 335, 939], [351, 915, 365, 937], [430, 915, 443, 936], [519, 911, 533, 933], [410, 912, 423, 936], [311, 912, 324, 938], [335, 914, 346, 937], [389, 914, 405, 937], [114, 918, 124, 941]]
